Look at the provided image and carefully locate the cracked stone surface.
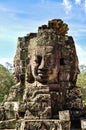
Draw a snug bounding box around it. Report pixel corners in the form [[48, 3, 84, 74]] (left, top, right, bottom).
[[0, 19, 84, 130]]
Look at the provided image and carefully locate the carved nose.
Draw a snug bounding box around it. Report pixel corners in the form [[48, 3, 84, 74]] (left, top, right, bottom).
[[38, 59, 45, 70]]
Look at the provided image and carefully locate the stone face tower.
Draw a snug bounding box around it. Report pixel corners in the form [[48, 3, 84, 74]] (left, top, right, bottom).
[[0, 19, 84, 129]]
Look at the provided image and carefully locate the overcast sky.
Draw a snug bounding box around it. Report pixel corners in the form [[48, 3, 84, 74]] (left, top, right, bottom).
[[0, 0, 86, 66]]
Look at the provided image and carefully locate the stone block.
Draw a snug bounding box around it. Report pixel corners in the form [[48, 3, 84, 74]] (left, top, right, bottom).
[[5, 110, 15, 120], [7, 83, 22, 101], [4, 102, 19, 111], [59, 110, 70, 121], [3, 102, 26, 120], [0, 119, 16, 129], [61, 120, 71, 130], [81, 119, 86, 130], [4, 102, 20, 119]]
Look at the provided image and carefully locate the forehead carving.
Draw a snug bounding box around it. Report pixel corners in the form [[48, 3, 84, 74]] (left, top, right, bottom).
[[29, 29, 59, 56], [32, 46, 54, 56]]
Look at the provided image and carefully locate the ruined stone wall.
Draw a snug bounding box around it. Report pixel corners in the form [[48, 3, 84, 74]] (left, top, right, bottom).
[[14, 30, 79, 87], [13, 19, 82, 112], [0, 19, 84, 130], [14, 33, 37, 84]]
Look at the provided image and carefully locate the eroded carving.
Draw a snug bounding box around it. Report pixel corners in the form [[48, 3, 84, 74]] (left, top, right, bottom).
[[0, 19, 84, 130]]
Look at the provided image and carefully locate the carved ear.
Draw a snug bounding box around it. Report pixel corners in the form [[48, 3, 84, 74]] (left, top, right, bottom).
[[26, 64, 34, 83]]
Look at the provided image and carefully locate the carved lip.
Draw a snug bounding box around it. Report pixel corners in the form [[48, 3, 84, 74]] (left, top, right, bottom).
[[37, 72, 48, 78], [37, 70, 47, 76], [38, 73, 44, 76], [38, 73, 47, 77]]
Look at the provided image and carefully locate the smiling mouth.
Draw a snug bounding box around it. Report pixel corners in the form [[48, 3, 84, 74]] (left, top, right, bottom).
[[38, 73, 44, 76], [38, 73, 47, 77], [37, 71, 47, 78], [37, 69, 53, 77]]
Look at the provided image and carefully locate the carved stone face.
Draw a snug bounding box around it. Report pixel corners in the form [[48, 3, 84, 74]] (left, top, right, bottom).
[[30, 45, 59, 83]]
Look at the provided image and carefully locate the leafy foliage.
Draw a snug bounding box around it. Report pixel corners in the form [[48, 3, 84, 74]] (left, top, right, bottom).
[[77, 65, 86, 106], [0, 64, 16, 102]]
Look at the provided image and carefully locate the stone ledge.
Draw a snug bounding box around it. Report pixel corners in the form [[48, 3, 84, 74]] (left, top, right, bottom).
[[17, 119, 71, 130], [0, 119, 71, 130]]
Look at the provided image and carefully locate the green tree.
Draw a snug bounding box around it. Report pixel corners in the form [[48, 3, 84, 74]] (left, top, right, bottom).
[[5, 62, 13, 73], [77, 65, 86, 106], [0, 64, 16, 102], [79, 65, 86, 73]]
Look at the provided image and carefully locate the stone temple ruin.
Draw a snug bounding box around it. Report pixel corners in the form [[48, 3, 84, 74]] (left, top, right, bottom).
[[0, 19, 86, 130]]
